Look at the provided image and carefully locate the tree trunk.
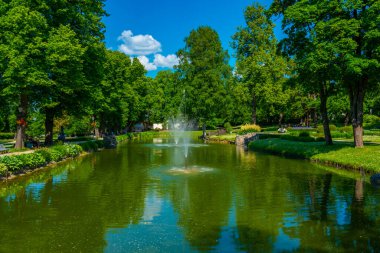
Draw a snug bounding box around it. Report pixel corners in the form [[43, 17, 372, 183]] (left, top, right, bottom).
[[15, 94, 28, 149], [202, 123, 206, 139], [93, 115, 100, 138], [313, 109, 318, 128], [344, 112, 350, 126], [320, 85, 333, 145], [251, 93, 257, 125], [278, 113, 284, 128], [349, 79, 366, 148], [44, 108, 55, 146]]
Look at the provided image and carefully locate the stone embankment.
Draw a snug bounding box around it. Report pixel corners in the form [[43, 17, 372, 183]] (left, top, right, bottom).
[[235, 133, 259, 147]]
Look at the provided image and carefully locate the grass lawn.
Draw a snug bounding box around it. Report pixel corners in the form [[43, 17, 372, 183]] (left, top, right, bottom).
[[208, 133, 237, 142], [249, 139, 380, 173]]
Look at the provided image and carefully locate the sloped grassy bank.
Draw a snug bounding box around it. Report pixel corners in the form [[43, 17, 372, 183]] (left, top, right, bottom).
[[249, 139, 380, 173]]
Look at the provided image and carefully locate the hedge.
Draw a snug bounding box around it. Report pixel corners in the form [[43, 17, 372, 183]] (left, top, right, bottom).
[[0, 133, 14, 140], [0, 144, 82, 175]]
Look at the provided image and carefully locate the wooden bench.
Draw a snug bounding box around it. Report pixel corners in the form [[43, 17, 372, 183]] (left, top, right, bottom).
[[0, 144, 9, 154]]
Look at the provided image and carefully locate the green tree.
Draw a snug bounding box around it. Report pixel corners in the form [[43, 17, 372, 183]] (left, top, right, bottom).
[[96, 50, 132, 134], [232, 3, 289, 126], [271, 0, 380, 147], [0, 3, 48, 148], [177, 26, 231, 137]]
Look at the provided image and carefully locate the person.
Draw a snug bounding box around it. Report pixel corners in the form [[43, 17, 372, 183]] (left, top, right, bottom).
[[58, 126, 66, 142]]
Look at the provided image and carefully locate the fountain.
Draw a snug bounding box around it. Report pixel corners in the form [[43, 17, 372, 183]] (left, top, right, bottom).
[[149, 90, 214, 175]]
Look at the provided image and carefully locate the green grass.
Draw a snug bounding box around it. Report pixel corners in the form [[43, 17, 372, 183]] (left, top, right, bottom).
[[208, 133, 237, 142], [249, 139, 380, 173]]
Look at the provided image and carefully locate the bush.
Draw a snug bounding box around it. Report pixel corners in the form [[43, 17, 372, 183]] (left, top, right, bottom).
[[317, 125, 337, 133], [330, 131, 352, 139], [224, 122, 233, 133], [364, 114, 380, 129], [238, 124, 261, 135], [280, 135, 316, 142], [299, 131, 310, 137], [0, 143, 82, 173], [79, 141, 104, 152], [0, 156, 23, 171], [0, 133, 14, 139], [338, 126, 352, 133], [0, 163, 7, 176], [17, 153, 46, 169]]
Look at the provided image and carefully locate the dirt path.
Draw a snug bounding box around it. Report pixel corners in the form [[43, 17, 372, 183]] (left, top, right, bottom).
[[0, 150, 35, 157]]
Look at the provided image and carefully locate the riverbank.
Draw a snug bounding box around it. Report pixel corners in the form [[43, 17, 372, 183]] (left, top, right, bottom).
[[249, 139, 380, 173], [0, 134, 136, 180]]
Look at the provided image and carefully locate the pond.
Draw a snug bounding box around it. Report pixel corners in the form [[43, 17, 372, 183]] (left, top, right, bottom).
[[0, 138, 379, 252]]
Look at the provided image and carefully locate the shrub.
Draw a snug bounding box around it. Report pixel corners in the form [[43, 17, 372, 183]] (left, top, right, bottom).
[[0, 163, 7, 176], [338, 126, 352, 133], [280, 135, 316, 142], [317, 125, 337, 133], [0, 156, 23, 171], [330, 131, 352, 139], [35, 148, 53, 163], [0, 133, 14, 139], [79, 141, 103, 152], [17, 153, 46, 169], [299, 131, 310, 137], [316, 137, 326, 142], [224, 122, 233, 133], [0, 143, 82, 173], [364, 114, 380, 129], [238, 124, 261, 135]]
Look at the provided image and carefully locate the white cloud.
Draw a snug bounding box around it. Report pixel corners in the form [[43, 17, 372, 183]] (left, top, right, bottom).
[[137, 56, 157, 71], [153, 54, 179, 68], [118, 30, 179, 71], [118, 30, 162, 56]]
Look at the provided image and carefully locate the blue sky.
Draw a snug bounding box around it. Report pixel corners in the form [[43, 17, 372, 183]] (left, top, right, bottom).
[[103, 0, 283, 76]]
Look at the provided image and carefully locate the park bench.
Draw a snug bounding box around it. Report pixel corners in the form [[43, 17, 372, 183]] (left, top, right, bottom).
[[0, 144, 9, 154]]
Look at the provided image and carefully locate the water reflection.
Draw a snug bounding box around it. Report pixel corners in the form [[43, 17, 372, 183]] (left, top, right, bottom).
[[0, 141, 379, 252]]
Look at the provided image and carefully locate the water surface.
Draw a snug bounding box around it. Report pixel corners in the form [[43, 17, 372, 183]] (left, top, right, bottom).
[[0, 139, 379, 252]]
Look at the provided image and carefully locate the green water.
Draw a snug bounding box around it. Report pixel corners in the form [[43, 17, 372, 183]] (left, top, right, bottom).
[[0, 139, 379, 252]]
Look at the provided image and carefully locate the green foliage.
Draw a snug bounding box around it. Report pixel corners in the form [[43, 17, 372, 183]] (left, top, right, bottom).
[[364, 115, 380, 129], [78, 140, 104, 152], [0, 163, 7, 176], [238, 124, 262, 135], [0, 133, 14, 139], [232, 3, 289, 125], [176, 26, 230, 129], [317, 125, 337, 133], [298, 132, 310, 137], [0, 144, 82, 172], [224, 122, 233, 133], [0, 156, 24, 171]]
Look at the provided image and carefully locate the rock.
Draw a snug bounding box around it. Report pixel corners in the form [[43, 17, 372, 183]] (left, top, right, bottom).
[[236, 133, 258, 146], [103, 134, 117, 149]]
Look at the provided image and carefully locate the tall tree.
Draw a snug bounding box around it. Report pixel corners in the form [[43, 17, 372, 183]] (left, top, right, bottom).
[[177, 26, 231, 138], [271, 0, 380, 147], [0, 2, 48, 148], [232, 3, 288, 126], [40, 0, 107, 145]]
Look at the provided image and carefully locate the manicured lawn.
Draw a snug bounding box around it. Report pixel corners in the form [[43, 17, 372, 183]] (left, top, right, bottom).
[[249, 139, 380, 173], [208, 133, 237, 142]]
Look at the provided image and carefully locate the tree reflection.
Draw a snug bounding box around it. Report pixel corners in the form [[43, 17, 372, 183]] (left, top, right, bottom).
[[0, 146, 149, 252]]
